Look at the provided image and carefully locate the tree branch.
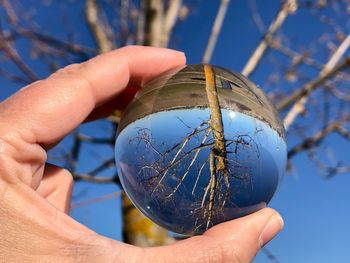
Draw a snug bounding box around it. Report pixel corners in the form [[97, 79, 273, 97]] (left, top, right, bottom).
[[76, 133, 114, 145], [0, 23, 39, 82], [73, 173, 119, 183], [335, 125, 350, 141], [144, 0, 164, 47], [2, 0, 18, 25], [248, 0, 265, 33], [261, 247, 280, 263], [202, 0, 230, 63], [14, 28, 95, 59], [278, 56, 350, 112], [143, 0, 181, 47], [85, 0, 115, 53], [287, 121, 349, 159], [282, 33, 350, 129], [242, 0, 297, 77], [0, 68, 30, 84]]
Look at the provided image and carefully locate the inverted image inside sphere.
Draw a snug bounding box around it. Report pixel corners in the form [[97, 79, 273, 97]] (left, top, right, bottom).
[[115, 64, 286, 235]]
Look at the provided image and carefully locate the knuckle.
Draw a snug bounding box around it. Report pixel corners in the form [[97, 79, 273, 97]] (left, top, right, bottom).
[[0, 136, 20, 184], [53, 63, 82, 76], [49, 63, 91, 90], [119, 45, 135, 53]]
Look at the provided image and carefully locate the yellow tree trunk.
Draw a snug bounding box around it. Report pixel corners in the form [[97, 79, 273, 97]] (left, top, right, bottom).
[[122, 193, 175, 247]]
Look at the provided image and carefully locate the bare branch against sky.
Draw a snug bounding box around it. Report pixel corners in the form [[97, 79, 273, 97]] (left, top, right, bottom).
[[85, 0, 115, 53], [242, 0, 297, 77], [283, 33, 350, 129], [202, 0, 230, 63]]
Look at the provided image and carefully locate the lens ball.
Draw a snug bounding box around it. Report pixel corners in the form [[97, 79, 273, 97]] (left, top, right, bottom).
[[115, 64, 286, 235]]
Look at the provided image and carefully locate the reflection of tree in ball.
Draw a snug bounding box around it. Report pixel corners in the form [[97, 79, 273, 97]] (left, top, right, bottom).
[[115, 64, 287, 235]]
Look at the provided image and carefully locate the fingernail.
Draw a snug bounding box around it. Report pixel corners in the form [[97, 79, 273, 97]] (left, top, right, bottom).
[[259, 215, 284, 247]]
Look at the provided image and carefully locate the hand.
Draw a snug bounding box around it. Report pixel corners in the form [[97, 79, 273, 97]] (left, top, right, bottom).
[[0, 46, 283, 262]]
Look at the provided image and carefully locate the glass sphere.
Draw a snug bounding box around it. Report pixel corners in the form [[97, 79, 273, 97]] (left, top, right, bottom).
[[115, 64, 286, 235]]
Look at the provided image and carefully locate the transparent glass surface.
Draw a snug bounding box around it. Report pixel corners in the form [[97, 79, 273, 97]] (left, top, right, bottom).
[[115, 65, 287, 235]]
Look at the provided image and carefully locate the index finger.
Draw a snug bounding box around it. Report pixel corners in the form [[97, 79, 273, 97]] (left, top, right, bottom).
[[0, 46, 186, 146]]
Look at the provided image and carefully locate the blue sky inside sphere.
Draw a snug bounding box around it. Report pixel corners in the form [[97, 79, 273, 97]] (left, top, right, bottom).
[[115, 108, 286, 234]]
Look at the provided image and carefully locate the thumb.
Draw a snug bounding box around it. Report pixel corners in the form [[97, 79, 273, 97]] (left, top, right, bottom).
[[142, 208, 284, 263]]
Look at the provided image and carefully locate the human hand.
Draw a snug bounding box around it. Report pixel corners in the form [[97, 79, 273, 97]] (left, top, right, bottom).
[[0, 46, 283, 262]]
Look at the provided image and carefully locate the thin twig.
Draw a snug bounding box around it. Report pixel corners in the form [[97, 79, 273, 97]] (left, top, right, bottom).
[[282, 34, 350, 129], [71, 191, 123, 210], [76, 134, 114, 144], [0, 22, 39, 82], [277, 56, 350, 112], [202, 0, 230, 63], [0, 68, 30, 84], [14, 28, 95, 58], [242, 0, 297, 77], [287, 121, 349, 159], [248, 0, 265, 33], [73, 173, 118, 183], [2, 0, 18, 25], [261, 247, 281, 263]]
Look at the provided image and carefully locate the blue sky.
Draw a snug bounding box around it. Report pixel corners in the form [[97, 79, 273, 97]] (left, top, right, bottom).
[[1, 1, 350, 262]]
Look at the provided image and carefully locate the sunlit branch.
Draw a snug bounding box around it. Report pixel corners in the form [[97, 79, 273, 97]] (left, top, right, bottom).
[[282, 34, 350, 129], [205, 150, 217, 228], [2, 0, 18, 25], [242, 0, 298, 77], [153, 142, 215, 184], [0, 23, 38, 82], [85, 0, 115, 53], [167, 128, 211, 198], [144, 0, 163, 46], [192, 158, 210, 195], [204, 65, 230, 187], [202, 0, 230, 63], [278, 57, 350, 113]]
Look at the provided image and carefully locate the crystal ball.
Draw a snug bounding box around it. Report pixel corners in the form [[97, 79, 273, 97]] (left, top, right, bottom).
[[115, 64, 286, 235]]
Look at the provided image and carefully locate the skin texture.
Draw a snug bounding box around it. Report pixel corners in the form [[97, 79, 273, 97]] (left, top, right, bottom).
[[0, 46, 284, 263]]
